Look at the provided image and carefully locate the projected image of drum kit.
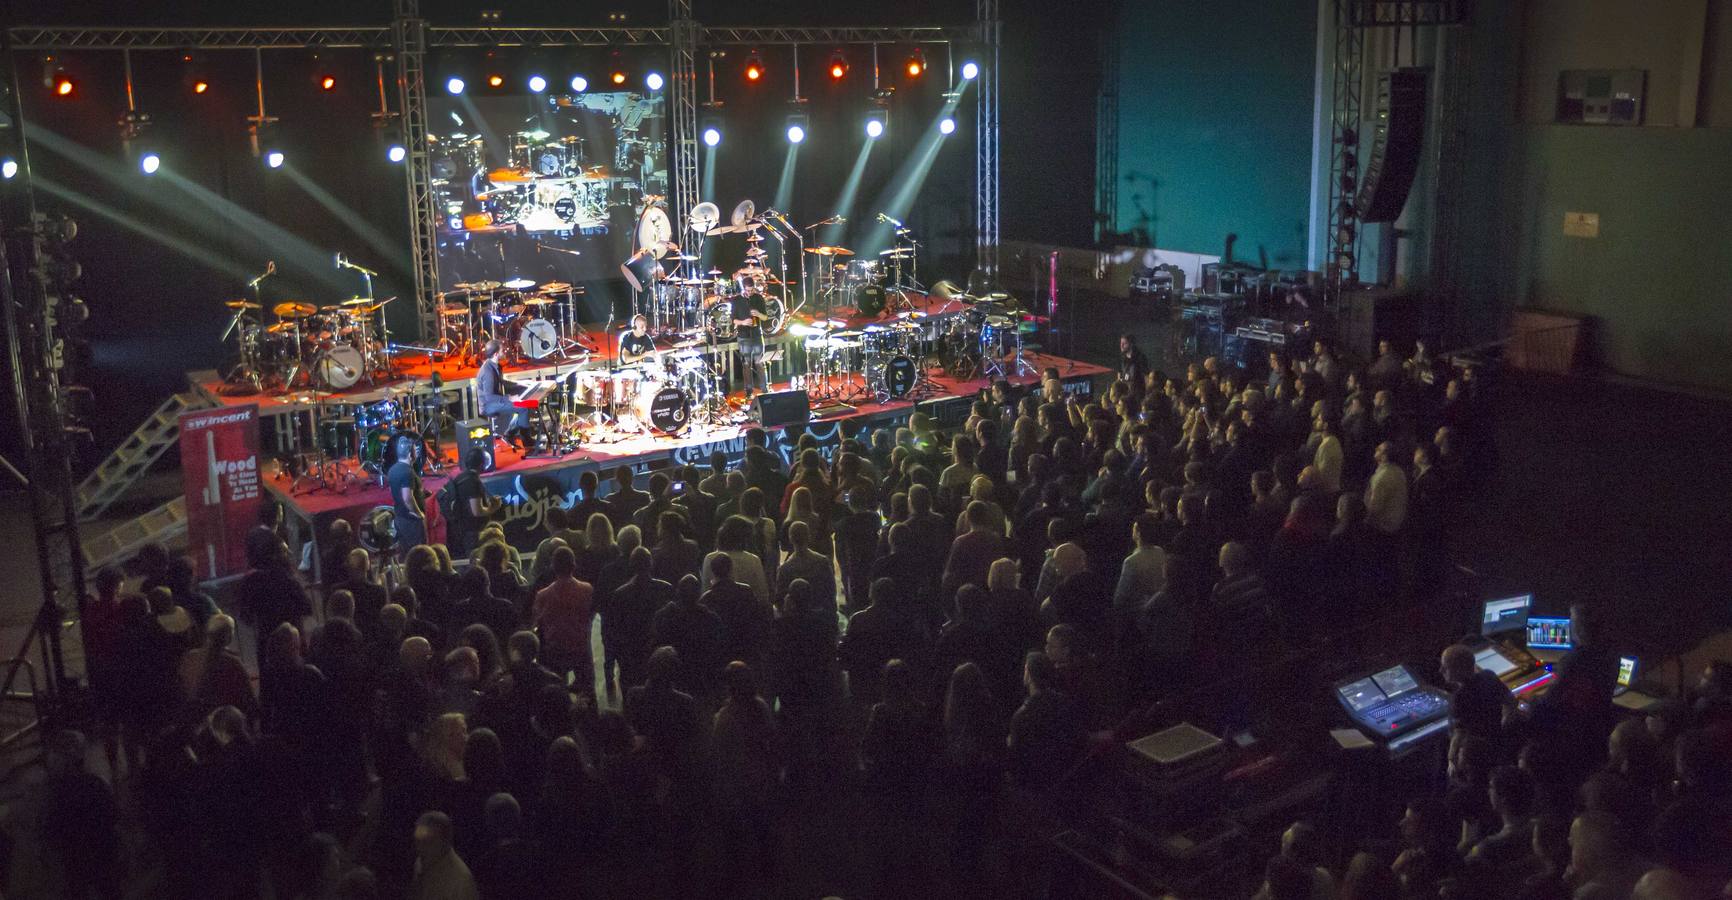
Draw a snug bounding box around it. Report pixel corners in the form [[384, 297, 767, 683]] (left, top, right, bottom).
[[431, 130, 614, 234]]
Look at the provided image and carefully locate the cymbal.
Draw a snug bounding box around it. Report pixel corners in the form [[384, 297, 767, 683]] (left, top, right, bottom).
[[266, 321, 299, 334], [521, 297, 557, 306], [503, 278, 538, 290], [439, 305, 469, 316], [341, 296, 380, 306], [349, 303, 386, 315], [456, 281, 502, 292], [805, 246, 855, 257], [705, 223, 748, 236], [273, 301, 317, 318], [689, 201, 721, 233], [225, 300, 261, 310], [744, 247, 768, 258], [670, 254, 700, 262], [731, 199, 756, 227], [878, 248, 914, 257], [539, 281, 573, 293], [319, 305, 345, 313], [706, 268, 725, 277]]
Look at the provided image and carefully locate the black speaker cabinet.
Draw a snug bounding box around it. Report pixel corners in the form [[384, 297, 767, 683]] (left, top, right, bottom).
[[454, 417, 496, 472], [1356, 68, 1429, 223], [754, 389, 811, 429]]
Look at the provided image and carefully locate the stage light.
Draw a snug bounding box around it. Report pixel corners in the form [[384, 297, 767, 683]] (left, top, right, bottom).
[[527, 75, 547, 93], [266, 150, 285, 169], [744, 51, 764, 83], [940, 117, 956, 135], [320, 74, 337, 92], [52, 72, 76, 97], [446, 76, 465, 95], [866, 119, 883, 139], [193, 79, 210, 95], [387, 144, 407, 163], [570, 75, 588, 92], [140, 153, 161, 175], [828, 51, 848, 81], [865, 107, 888, 139], [703, 127, 721, 147], [645, 72, 664, 91], [487, 73, 505, 89], [905, 49, 926, 78], [787, 124, 805, 144], [610, 69, 627, 86], [3, 159, 18, 180], [961, 61, 980, 80]]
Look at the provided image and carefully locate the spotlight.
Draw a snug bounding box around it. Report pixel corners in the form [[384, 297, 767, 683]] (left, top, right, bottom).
[[609, 54, 627, 86], [527, 74, 547, 93], [787, 123, 806, 144], [703, 127, 721, 147], [387, 144, 407, 163], [828, 50, 848, 81], [744, 50, 765, 83], [193, 79, 211, 95], [1, 159, 14, 180], [645, 72, 664, 91], [320, 74, 337, 92], [569, 75, 589, 92], [266, 150, 285, 169], [961, 61, 980, 80], [866, 119, 883, 139], [611, 69, 627, 85], [446, 76, 465, 95], [487, 73, 504, 89], [905, 48, 926, 78], [52, 72, 76, 97], [940, 117, 956, 135], [140, 153, 161, 175], [182, 53, 211, 96]]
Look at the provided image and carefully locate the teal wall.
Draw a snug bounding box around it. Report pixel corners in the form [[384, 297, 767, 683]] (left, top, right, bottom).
[[1511, 125, 1732, 390], [1111, 0, 1317, 267]]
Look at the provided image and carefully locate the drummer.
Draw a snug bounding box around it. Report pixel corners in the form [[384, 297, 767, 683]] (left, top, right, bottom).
[[620, 314, 657, 364], [731, 270, 770, 398]]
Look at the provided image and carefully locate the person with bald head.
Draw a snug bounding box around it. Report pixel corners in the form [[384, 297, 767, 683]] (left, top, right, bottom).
[[1365, 441, 1409, 535], [1043, 542, 1112, 648], [1440, 643, 1514, 748]]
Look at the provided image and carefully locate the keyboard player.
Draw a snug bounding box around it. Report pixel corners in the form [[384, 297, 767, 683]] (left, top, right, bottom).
[[476, 340, 531, 448]]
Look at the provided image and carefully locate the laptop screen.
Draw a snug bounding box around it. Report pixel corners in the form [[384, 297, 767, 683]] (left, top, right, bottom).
[[1482, 594, 1532, 637], [1526, 616, 1574, 650]]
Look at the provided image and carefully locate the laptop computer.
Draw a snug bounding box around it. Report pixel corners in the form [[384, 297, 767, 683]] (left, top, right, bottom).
[[1612, 655, 1666, 711], [1481, 594, 1532, 639]]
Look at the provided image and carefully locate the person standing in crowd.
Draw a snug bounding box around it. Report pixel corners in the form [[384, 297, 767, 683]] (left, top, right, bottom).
[[443, 449, 500, 560]]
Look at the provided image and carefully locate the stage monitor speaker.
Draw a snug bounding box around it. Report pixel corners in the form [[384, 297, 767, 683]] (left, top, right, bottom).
[[754, 389, 810, 429], [454, 418, 496, 472], [1356, 68, 1429, 223]]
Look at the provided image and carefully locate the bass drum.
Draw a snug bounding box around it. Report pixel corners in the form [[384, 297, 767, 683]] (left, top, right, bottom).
[[763, 296, 788, 336], [881, 354, 918, 399], [635, 385, 692, 435], [517, 318, 560, 360], [855, 285, 886, 317], [361, 427, 431, 474], [316, 345, 365, 390]]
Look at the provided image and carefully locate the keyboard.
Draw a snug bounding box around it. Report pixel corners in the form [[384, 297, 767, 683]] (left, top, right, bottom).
[[511, 380, 558, 408]]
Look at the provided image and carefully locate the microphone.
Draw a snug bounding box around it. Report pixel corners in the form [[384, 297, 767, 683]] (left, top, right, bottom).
[[247, 260, 276, 288], [334, 252, 346, 269], [878, 213, 903, 228]]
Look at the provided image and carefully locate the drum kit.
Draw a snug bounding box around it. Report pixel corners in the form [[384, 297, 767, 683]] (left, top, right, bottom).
[[223, 294, 400, 395], [288, 383, 452, 495], [433, 130, 611, 234], [435, 279, 593, 366]]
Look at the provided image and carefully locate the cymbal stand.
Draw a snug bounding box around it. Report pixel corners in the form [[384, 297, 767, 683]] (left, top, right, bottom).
[[555, 286, 593, 360]]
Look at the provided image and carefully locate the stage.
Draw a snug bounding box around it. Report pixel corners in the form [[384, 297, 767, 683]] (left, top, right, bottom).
[[204, 291, 1110, 562]]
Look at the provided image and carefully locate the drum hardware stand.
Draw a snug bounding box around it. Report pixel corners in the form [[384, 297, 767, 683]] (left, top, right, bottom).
[[336, 253, 391, 385], [221, 260, 274, 395]]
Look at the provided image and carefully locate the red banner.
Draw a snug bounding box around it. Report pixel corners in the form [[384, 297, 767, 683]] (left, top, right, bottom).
[[180, 405, 263, 580]]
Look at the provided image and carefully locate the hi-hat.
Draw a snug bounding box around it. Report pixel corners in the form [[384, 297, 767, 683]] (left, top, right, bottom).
[[503, 278, 537, 290], [805, 246, 855, 256], [225, 299, 261, 310], [273, 301, 317, 318]]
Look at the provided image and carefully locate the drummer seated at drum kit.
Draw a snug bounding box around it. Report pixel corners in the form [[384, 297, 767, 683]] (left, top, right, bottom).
[[620, 314, 658, 364], [476, 339, 533, 449]]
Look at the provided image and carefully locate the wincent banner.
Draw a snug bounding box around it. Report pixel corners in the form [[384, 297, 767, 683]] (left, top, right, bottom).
[[180, 405, 263, 580]]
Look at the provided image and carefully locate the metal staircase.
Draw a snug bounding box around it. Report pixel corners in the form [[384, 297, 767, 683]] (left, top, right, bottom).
[[80, 497, 188, 572], [75, 392, 212, 521]]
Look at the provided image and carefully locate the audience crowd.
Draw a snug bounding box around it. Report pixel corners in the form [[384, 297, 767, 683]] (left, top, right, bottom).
[[12, 337, 1729, 899]]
